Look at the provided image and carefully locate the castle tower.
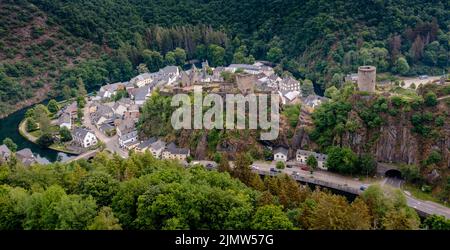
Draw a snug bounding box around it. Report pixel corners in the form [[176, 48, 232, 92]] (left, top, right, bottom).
[[357, 66, 376, 93]]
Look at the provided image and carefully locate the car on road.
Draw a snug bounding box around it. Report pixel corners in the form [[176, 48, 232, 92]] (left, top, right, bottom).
[[419, 75, 429, 79], [291, 171, 300, 177], [286, 164, 293, 168], [359, 185, 369, 191], [300, 166, 310, 171], [251, 165, 259, 170], [270, 167, 281, 173]]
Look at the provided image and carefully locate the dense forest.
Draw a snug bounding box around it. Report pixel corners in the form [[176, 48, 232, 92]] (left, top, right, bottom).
[[1, 0, 449, 116], [1, 151, 449, 230]]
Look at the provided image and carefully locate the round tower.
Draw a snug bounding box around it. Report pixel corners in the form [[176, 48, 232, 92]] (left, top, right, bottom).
[[357, 66, 376, 93]]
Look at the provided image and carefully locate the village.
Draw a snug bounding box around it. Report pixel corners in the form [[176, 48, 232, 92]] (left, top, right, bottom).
[[0, 61, 331, 168], [2, 61, 447, 171]]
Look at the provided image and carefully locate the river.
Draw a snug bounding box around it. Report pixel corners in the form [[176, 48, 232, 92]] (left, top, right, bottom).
[[0, 101, 75, 164]]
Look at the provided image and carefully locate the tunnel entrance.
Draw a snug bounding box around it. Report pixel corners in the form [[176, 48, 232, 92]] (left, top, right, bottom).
[[385, 169, 402, 179]]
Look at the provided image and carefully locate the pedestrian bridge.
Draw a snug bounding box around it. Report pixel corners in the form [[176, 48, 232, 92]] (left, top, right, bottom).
[[62, 149, 99, 164]]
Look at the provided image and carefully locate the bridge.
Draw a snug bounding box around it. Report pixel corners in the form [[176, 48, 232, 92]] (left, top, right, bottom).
[[62, 149, 99, 164], [251, 162, 450, 219]]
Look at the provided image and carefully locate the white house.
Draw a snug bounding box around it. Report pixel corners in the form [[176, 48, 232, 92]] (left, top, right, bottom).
[[279, 77, 301, 92], [73, 128, 98, 148], [296, 149, 328, 169], [273, 147, 288, 162]]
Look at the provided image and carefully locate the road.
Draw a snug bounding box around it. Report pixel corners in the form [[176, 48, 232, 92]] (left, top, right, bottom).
[[252, 161, 450, 219], [83, 101, 128, 158], [381, 177, 403, 188], [252, 161, 364, 191]]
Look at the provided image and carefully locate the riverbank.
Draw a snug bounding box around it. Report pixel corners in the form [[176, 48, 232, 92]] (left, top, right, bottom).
[[18, 118, 80, 155]]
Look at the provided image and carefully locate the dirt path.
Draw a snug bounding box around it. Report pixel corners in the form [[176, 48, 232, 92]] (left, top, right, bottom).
[[18, 119, 38, 142]]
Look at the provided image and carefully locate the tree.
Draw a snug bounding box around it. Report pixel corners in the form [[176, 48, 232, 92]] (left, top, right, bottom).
[[62, 85, 72, 100], [324, 86, 338, 99], [136, 63, 149, 74], [399, 164, 420, 182], [77, 96, 86, 108], [0, 185, 28, 230], [325, 147, 358, 175], [306, 155, 318, 171], [266, 47, 283, 63], [251, 205, 293, 230], [164, 51, 176, 65], [301, 79, 314, 97], [356, 154, 377, 177], [34, 104, 51, 134], [217, 154, 231, 173], [331, 73, 344, 88], [142, 50, 163, 72], [87, 207, 122, 230], [276, 161, 285, 169], [2, 138, 17, 152], [393, 57, 410, 75], [360, 185, 391, 229], [77, 78, 87, 97], [54, 194, 98, 230], [173, 47, 186, 66], [59, 127, 72, 142], [47, 99, 59, 114], [26, 117, 38, 132], [78, 172, 119, 207], [207, 45, 225, 67], [424, 91, 437, 106], [37, 133, 54, 148], [309, 193, 371, 230], [422, 215, 450, 230], [382, 207, 420, 230]]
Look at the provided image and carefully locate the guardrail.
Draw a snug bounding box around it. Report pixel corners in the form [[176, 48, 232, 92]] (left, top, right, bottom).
[[257, 170, 361, 195]]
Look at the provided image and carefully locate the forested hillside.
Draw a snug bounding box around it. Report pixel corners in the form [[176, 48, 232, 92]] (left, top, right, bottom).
[[0, 0, 449, 117], [2, 151, 446, 230], [31, 0, 450, 82], [0, 0, 104, 117]]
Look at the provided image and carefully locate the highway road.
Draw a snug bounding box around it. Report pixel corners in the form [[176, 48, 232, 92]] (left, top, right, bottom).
[[252, 161, 450, 219]]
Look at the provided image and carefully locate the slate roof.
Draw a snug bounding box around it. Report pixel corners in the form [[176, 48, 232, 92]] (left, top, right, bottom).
[[134, 85, 150, 101], [57, 113, 71, 125], [73, 127, 92, 140], [165, 142, 189, 155], [0, 144, 11, 158], [274, 147, 288, 156], [136, 137, 158, 150], [16, 148, 35, 166], [117, 119, 137, 135], [159, 66, 179, 75]]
